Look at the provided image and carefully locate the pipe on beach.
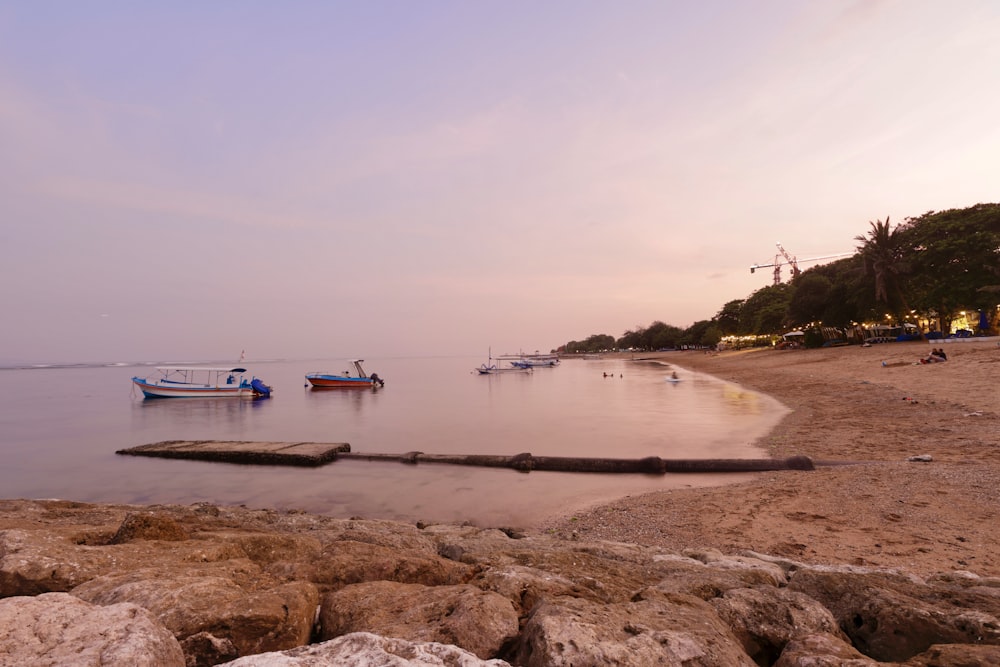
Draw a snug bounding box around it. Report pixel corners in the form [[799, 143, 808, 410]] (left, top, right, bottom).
[[336, 451, 816, 474]]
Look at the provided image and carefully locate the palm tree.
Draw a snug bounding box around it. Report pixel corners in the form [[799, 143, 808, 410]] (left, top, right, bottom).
[[855, 216, 924, 339]]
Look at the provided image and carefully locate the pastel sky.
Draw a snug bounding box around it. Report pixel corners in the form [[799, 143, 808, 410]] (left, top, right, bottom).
[[2, 2, 998, 364]]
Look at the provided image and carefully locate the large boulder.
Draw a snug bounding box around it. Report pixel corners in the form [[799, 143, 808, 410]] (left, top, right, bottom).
[[0, 592, 185, 666], [0, 528, 123, 595], [216, 631, 512, 666], [789, 568, 1000, 662], [319, 581, 518, 660], [710, 585, 846, 664], [73, 570, 318, 663], [305, 539, 472, 591], [111, 511, 190, 543], [510, 593, 755, 667], [773, 632, 880, 666], [903, 643, 1000, 666], [473, 564, 584, 615], [0, 526, 247, 597]]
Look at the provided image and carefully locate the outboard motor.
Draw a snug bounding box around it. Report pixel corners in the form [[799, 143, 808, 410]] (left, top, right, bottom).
[[251, 378, 272, 397], [370, 373, 385, 388]]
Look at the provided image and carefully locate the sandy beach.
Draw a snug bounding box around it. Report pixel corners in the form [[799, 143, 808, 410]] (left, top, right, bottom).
[[541, 339, 1000, 578]]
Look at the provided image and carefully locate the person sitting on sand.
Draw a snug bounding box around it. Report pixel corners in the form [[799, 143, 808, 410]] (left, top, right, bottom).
[[921, 348, 947, 364]]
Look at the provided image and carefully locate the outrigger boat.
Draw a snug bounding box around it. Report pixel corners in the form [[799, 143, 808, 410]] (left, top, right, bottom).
[[131, 366, 272, 399], [305, 359, 384, 389], [507, 354, 560, 368], [474, 348, 533, 375]]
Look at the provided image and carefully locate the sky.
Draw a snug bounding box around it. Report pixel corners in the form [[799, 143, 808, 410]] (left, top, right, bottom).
[[2, 1, 999, 364]]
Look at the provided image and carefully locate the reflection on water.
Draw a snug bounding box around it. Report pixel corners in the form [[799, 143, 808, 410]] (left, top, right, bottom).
[[0, 355, 788, 527], [304, 386, 382, 415], [720, 382, 765, 413], [132, 395, 273, 440]]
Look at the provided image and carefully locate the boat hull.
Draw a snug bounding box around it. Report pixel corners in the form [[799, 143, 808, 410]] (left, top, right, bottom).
[[305, 374, 375, 388], [475, 365, 532, 374], [132, 378, 258, 398]]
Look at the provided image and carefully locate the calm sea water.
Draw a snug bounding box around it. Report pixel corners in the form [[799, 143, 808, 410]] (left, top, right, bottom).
[[0, 355, 787, 527]]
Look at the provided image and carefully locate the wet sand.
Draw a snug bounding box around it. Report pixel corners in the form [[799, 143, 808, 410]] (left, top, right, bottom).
[[540, 340, 1000, 577]]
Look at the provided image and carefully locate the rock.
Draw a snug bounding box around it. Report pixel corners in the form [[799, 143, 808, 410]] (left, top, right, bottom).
[[221, 532, 324, 565], [788, 568, 1000, 662], [474, 564, 582, 615], [511, 594, 755, 666], [306, 539, 472, 591], [179, 632, 240, 666], [4, 499, 1000, 666], [111, 511, 189, 543], [710, 586, 846, 664], [319, 581, 518, 659], [773, 632, 880, 666], [681, 547, 789, 586], [648, 553, 791, 598], [903, 643, 1000, 666], [0, 592, 185, 666], [73, 570, 318, 661], [454, 534, 667, 605], [0, 528, 122, 595], [215, 631, 512, 666], [0, 526, 247, 597]]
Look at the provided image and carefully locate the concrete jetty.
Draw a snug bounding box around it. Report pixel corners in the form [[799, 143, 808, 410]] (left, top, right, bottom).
[[117, 441, 351, 467], [118, 441, 816, 473]]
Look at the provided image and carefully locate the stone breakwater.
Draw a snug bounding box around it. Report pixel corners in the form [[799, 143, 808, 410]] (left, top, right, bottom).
[[1, 499, 999, 666]]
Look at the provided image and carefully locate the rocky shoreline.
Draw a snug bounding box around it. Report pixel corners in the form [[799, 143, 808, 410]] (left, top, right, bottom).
[[3, 342, 1000, 665], [1, 495, 999, 666]]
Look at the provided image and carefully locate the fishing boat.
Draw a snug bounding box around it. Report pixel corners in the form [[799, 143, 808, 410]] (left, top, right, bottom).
[[305, 359, 384, 389], [131, 366, 272, 399], [474, 349, 533, 375], [475, 363, 532, 375], [508, 354, 560, 368]]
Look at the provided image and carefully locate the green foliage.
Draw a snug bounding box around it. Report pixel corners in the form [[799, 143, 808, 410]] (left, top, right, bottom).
[[557, 203, 1000, 349], [855, 216, 908, 307], [680, 320, 712, 346], [786, 273, 833, 327], [900, 204, 1000, 332], [714, 299, 744, 335], [699, 324, 723, 347], [739, 284, 792, 335], [562, 334, 616, 353], [616, 321, 684, 350]]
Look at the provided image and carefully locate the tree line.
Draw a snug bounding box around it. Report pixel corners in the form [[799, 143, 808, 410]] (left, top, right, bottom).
[[560, 203, 1000, 353]]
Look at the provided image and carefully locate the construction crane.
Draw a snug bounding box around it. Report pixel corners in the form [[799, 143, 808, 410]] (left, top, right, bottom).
[[750, 244, 853, 285]]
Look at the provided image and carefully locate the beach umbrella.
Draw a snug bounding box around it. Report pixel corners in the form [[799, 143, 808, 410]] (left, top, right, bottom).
[[979, 309, 989, 332]]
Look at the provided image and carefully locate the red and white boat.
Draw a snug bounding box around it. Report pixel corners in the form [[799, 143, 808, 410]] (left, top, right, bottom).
[[305, 360, 384, 389]]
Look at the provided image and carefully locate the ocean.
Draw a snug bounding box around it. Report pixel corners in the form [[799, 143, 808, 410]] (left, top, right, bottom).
[[0, 354, 787, 527]]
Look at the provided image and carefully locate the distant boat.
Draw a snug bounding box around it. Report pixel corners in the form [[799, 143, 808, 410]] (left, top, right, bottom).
[[474, 348, 533, 375], [131, 366, 272, 399], [508, 354, 560, 368], [305, 359, 384, 389]]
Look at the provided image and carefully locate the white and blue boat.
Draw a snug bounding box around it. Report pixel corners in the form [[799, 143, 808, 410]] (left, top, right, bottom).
[[508, 354, 560, 368], [131, 366, 272, 399]]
